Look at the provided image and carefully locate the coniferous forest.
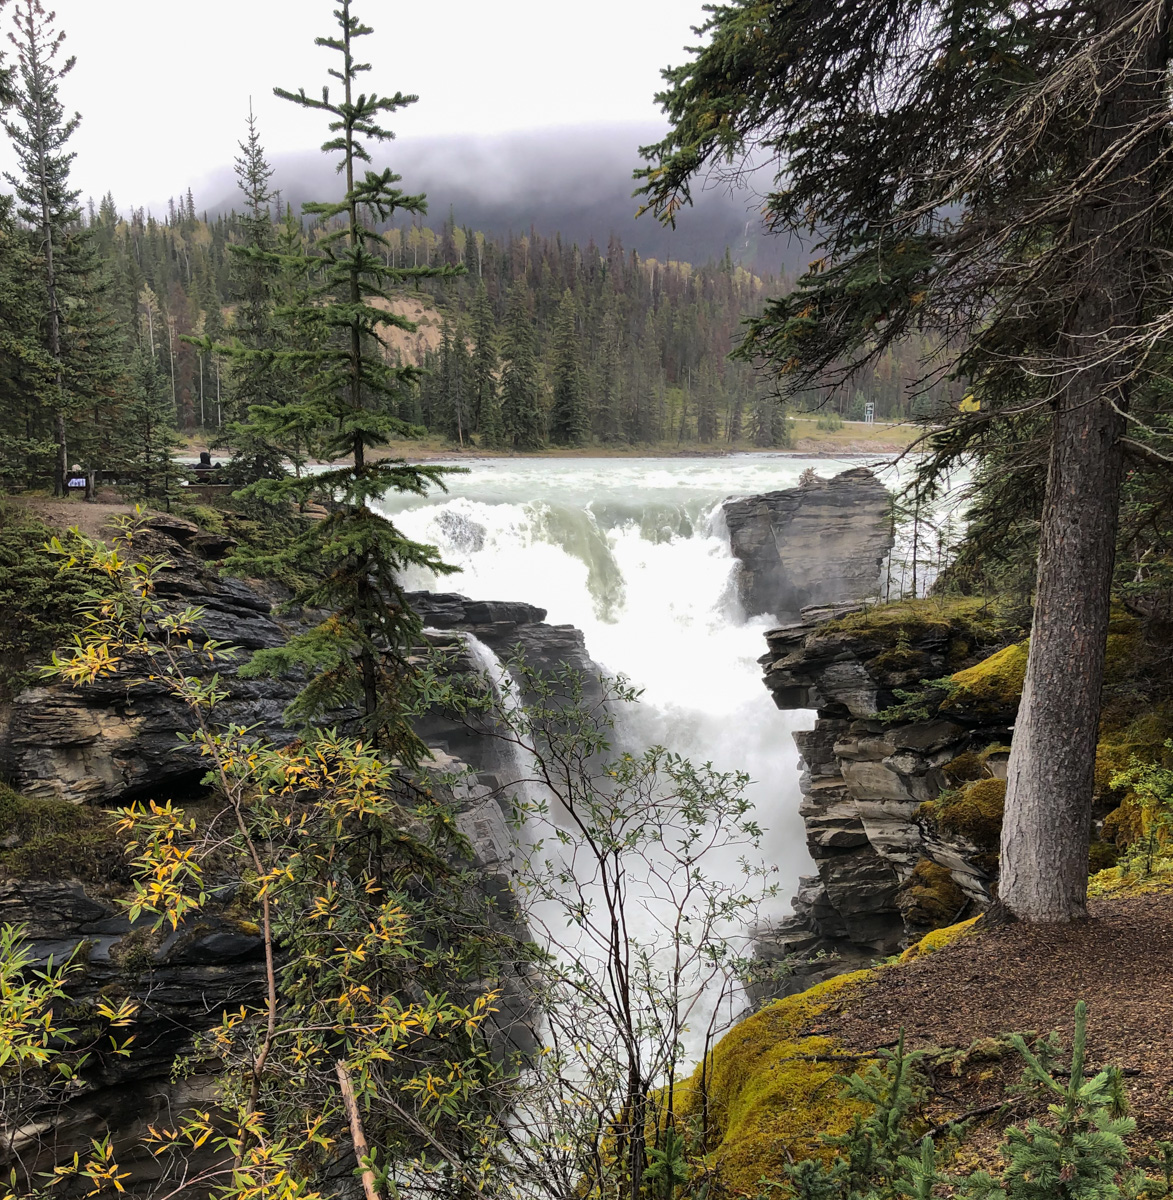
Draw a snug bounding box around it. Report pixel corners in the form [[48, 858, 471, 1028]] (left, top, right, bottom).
[[0, 9, 957, 496]]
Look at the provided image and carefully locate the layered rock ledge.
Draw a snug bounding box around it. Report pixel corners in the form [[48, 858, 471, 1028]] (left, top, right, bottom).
[[0, 522, 595, 805], [752, 600, 1023, 993], [724, 467, 895, 620]]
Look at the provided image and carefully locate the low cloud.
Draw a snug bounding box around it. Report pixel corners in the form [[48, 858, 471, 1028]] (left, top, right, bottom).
[[190, 123, 802, 275]]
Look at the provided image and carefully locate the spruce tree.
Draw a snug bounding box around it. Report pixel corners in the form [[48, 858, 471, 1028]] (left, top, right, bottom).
[[468, 282, 499, 442], [261, 203, 322, 476], [499, 283, 545, 450], [0, 191, 53, 490], [216, 105, 296, 484], [121, 346, 179, 506], [640, 0, 1173, 921], [595, 304, 624, 443], [696, 364, 718, 443], [238, 0, 461, 754], [3, 0, 81, 495], [550, 288, 589, 446], [438, 320, 470, 445]]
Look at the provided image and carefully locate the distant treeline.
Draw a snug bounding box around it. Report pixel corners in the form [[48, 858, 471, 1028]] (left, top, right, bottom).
[[1, 187, 961, 490]]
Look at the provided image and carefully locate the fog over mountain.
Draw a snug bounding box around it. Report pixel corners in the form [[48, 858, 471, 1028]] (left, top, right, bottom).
[[193, 124, 804, 277]]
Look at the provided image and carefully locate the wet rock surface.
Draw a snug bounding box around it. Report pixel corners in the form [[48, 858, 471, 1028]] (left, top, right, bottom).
[[0, 531, 597, 806], [752, 604, 1017, 997], [723, 467, 895, 620]]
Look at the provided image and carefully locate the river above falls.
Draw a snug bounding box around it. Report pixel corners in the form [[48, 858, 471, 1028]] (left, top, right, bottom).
[[379, 453, 890, 920]]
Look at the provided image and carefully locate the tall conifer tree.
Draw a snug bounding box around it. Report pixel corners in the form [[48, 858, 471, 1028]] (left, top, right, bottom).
[[468, 282, 499, 442], [549, 288, 589, 446], [217, 105, 296, 483], [640, 0, 1173, 921], [239, 0, 461, 753], [499, 283, 545, 450], [3, 0, 80, 494]]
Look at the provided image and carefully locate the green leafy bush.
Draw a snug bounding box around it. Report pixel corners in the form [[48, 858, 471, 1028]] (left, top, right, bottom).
[[0, 505, 109, 699]]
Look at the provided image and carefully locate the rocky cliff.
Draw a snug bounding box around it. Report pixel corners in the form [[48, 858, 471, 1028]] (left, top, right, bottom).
[[0, 519, 595, 805], [750, 600, 1024, 995], [723, 467, 895, 619], [0, 519, 584, 1192], [0, 757, 528, 1194]]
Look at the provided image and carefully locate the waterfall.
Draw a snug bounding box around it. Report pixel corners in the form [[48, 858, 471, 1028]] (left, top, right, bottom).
[[384, 457, 826, 928], [460, 631, 542, 809]]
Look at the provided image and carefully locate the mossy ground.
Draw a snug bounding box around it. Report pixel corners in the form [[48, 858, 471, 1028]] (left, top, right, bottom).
[[683, 896, 1173, 1192], [820, 596, 1024, 667], [671, 922, 985, 1193], [1087, 858, 1173, 899], [898, 915, 981, 961], [0, 784, 129, 884], [671, 971, 875, 1192]]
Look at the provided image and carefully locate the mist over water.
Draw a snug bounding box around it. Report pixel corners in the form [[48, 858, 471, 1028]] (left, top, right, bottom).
[[382, 455, 877, 922]]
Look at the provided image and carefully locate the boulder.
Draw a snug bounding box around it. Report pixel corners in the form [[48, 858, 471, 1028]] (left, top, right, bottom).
[[723, 467, 894, 619]]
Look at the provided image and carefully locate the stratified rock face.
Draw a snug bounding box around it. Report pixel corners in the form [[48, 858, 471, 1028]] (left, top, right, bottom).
[[723, 467, 894, 619], [413, 591, 593, 678], [0, 527, 569, 1188], [0, 533, 597, 806], [755, 606, 1016, 970], [0, 763, 531, 1192]]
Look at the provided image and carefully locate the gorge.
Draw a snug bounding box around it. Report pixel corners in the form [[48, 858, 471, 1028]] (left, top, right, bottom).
[[3, 454, 1007, 1184]]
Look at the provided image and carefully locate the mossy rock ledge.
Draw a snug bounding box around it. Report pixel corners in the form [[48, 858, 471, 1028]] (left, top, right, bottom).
[[678, 920, 985, 1192], [753, 599, 1170, 982]]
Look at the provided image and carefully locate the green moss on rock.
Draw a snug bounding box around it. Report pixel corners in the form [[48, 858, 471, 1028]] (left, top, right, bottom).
[[820, 597, 1020, 651], [918, 778, 1006, 851], [897, 858, 968, 930], [672, 971, 873, 1190], [0, 784, 129, 883], [670, 918, 989, 1191], [942, 752, 985, 785], [942, 642, 1029, 720], [899, 915, 981, 961]]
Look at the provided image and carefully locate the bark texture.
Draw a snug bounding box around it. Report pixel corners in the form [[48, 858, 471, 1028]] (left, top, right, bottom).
[[1000, 0, 1170, 921]]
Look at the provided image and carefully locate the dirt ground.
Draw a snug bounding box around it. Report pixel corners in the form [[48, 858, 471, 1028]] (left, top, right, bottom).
[[822, 891, 1173, 1142], [4, 493, 143, 540]]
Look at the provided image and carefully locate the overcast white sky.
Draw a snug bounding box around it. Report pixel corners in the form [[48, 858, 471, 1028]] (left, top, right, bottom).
[[1, 0, 709, 211]]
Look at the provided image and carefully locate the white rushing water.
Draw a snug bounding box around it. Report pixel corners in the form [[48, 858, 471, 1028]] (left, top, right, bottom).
[[380, 454, 891, 918]]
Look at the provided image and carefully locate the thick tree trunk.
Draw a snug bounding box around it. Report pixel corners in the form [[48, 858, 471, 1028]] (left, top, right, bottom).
[[999, 0, 1169, 922], [999, 373, 1125, 921]]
